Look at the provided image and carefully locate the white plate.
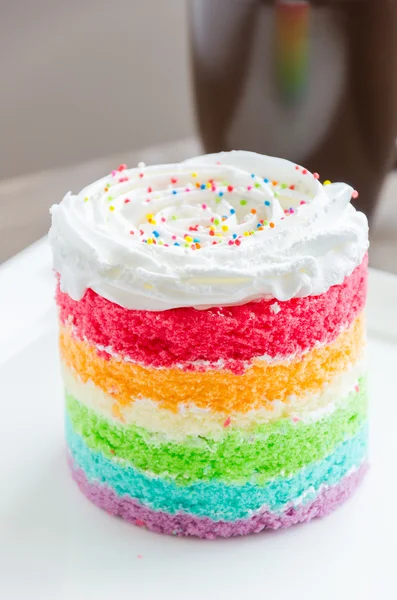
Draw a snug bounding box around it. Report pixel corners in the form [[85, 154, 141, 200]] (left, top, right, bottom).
[[0, 263, 396, 600]]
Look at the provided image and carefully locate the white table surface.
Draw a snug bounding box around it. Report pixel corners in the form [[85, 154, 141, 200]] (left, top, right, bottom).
[[1, 240, 397, 599]]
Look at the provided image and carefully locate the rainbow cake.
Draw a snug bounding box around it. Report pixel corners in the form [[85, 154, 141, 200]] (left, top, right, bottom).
[[49, 151, 369, 539]]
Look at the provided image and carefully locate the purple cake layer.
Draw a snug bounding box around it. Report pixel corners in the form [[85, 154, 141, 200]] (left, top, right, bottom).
[[69, 458, 368, 539]]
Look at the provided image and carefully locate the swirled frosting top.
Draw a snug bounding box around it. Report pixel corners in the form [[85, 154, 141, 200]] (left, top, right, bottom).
[[49, 151, 369, 310]]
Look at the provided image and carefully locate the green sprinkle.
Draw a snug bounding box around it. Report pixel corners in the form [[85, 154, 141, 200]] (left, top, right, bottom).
[[240, 199, 247, 206], [254, 183, 260, 188], [107, 196, 113, 201], [172, 215, 177, 220], [281, 183, 288, 189], [214, 218, 220, 225], [263, 220, 269, 226]]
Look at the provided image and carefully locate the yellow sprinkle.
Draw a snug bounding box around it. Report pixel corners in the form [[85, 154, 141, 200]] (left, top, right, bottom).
[[84, 197, 89, 202], [192, 172, 197, 178], [222, 225, 228, 232], [144, 283, 153, 289], [206, 182, 211, 188], [209, 226, 215, 231], [185, 236, 193, 242], [109, 206, 115, 211], [146, 213, 154, 220], [147, 238, 153, 244], [323, 180, 331, 186], [243, 231, 250, 236]]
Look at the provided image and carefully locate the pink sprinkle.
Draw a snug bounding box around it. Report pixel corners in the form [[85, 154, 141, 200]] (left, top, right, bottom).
[[172, 235, 177, 240], [228, 240, 234, 245], [111, 170, 117, 177], [139, 229, 144, 235], [292, 416, 301, 423], [124, 199, 131, 204], [352, 190, 359, 199], [139, 173, 144, 178], [161, 217, 166, 222], [136, 520, 144, 527], [313, 173, 320, 179], [145, 198, 150, 203], [216, 161, 221, 164], [295, 166, 300, 170], [247, 185, 252, 191], [300, 200, 306, 205], [355, 385, 360, 393], [211, 185, 216, 192], [302, 169, 308, 175], [202, 204, 207, 209], [185, 187, 190, 192], [137, 555, 143, 559], [129, 230, 134, 235], [289, 208, 294, 214], [223, 416, 231, 427]]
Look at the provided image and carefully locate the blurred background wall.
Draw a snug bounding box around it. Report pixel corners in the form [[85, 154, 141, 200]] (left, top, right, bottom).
[[0, 0, 195, 179]]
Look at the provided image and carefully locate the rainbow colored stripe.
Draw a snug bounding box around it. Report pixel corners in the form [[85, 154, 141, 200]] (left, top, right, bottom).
[[61, 255, 368, 538]]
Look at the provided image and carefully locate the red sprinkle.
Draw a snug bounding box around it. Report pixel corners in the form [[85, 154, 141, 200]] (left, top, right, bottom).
[[313, 173, 320, 179], [223, 416, 231, 428], [124, 199, 130, 204], [302, 169, 308, 175], [118, 164, 127, 171], [289, 185, 295, 190], [147, 187, 152, 193], [235, 239, 241, 246], [209, 230, 215, 236], [227, 185, 234, 192], [129, 230, 134, 235], [171, 177, 178, 184], [139, 173, 144, 178]]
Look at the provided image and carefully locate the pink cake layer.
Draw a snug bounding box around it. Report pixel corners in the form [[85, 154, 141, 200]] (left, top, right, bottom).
[[56, 254, 367, 372], [70, 459, 368, 539]]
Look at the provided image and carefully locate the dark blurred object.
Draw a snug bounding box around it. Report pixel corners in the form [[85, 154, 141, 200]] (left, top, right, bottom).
[[190, 0, 397, 220]]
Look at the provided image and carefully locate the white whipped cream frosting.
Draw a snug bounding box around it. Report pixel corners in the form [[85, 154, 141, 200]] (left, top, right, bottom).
[[49, 151, 369, 311]]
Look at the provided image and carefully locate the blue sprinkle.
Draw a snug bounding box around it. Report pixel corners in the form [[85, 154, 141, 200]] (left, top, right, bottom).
[[232, 233, 237, 239], [257, 223, 261, 228], [218, 191, 224, 197], [264, 200, 271, 206], [172, 190, 177, 195], [152, 230, 160, 237], [251, 173, 255, 178], [193, 238, 200, 243], [174, 242, 180, 246], [200, 184, 206, 190], [230, 208, 235, 215], [264, 178, 269, 183]]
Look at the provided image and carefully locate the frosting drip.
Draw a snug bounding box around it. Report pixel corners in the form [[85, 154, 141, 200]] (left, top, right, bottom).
[[49, 151, 368, 310]]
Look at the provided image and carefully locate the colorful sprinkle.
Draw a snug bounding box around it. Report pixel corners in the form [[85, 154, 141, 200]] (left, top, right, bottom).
[[240, 200, 247, 206]]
